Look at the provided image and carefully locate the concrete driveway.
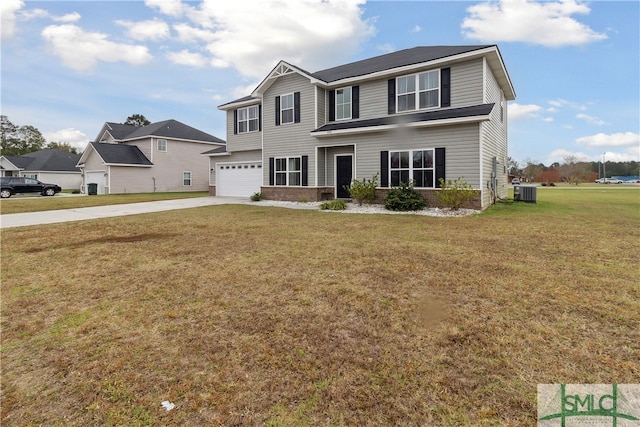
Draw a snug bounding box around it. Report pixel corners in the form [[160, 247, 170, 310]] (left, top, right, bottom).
[[0, 197, 249, 229]]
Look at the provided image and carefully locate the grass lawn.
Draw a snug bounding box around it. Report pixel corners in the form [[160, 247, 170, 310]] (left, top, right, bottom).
[[1, 188, 638, 425], [0, 191, 209, 215]]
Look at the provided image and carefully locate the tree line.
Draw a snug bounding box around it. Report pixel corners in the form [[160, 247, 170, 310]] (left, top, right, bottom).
[[509, 156, 640, 184], [0, 115, 151, 156]]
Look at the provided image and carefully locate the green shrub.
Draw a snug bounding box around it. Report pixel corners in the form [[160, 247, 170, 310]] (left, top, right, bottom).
[[319, 200, 347, 210], [383, 182, 426, 211], [436, 177, 478, 210], [344, 173, 378, 206], [250, 192, 262, 201]]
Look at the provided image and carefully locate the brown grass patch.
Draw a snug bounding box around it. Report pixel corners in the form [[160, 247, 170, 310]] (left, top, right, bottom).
[[1, 189, 639, 425]]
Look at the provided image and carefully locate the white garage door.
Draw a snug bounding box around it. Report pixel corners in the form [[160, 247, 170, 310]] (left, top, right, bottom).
[[217, 162, 262, 197], [86, 171, 106, 194]]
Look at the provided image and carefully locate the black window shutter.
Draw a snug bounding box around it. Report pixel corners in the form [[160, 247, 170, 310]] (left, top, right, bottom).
[[294, 92, 301, 123], [352, 86, 359, 119], [302, 155, 308, 186], [435, 148, 446, 187], [233, 110, 238, 134], [441, 68, 451, 108], [269, 157, 275, 185], [258, 104, 262, 131], [329, 90, 335, 122], [387, 79, 396, 114], [275, 96, 280, 126], [380, 151, 389, 188]]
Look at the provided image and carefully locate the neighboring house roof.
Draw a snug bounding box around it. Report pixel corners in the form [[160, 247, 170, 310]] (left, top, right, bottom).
[[85, 141, 153, 166], [311, 104, 495, 136], [102, 119, 225, 144], [1, 149, 81, 172], [201, 146, 228, 155]]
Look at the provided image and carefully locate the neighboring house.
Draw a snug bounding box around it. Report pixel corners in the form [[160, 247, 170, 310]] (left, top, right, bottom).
[[210, 45, 515, 209], [0, 149, 81, 190], [77, 119, 225, 194]]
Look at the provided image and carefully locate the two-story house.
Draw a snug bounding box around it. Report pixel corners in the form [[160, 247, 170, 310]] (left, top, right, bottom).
[[78, 119, 225, 194], [209, 45, 515, 209]]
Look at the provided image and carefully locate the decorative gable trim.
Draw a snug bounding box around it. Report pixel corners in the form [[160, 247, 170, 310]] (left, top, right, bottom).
[[253, 61, 322, 97]]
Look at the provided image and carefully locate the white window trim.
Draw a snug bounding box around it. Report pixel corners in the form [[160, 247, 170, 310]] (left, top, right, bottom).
[[335, 87, 352, 121], [157, 139, 167, 152], [274, 156, 302, 186], [389, 148, 436, 188], [396, 69, 441, 113], [183, 171, 192, 186], [238, 105, 259, 133], [280, 93, 295, 125]]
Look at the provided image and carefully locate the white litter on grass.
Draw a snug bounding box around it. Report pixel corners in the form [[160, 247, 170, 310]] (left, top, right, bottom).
[[161, 401, 175, 411]]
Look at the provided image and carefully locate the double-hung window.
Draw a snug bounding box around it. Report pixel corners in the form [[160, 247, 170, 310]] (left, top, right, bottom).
[[335, 87, 351, 120], [275, 157, 301, 186], [280, 93, 294, 124], [157, 139, 167, 152], [390, 149, 435, 187], [183, 171, 192, 186], [396, 70, 440, 112], [238, 105, 259, 133]]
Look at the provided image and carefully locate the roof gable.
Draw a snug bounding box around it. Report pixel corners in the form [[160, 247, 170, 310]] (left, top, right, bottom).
[[99, 120, 225, 144]]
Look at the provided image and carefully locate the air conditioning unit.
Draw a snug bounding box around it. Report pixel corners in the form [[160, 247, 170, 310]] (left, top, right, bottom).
[[514, 185, 537, 203]]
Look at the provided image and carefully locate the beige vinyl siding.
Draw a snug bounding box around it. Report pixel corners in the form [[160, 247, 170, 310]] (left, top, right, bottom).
[[226, 106, 262, 152], [209, 149, 262, 185], [125, 139, 153, 162], [262, 73, 317, 185], [106, 139, 215, 193], [83, 149, 106, 170], [480, 57, 509, 206], [357, 79, 389, 119], [315, 124, 481, 188], [451, 59, 484, 107], [330, 59, 486, 124]]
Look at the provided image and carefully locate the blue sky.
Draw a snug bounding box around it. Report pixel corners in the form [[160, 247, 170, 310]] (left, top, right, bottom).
[[2, 0, 638, 165]]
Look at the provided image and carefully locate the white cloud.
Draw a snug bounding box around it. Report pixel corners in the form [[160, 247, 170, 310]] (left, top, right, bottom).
[[173, 23, 217, 43], [145, 0, 188, 18], [576, 113, 607, 126], [462, 0, 607, 47], [1, 0, 24, 40], [166, 49, 207, 67], [20, 8, 80, 23], [576, 132, 640, 148], [116, 18, 170, 41], [53, 12, 81, 23], [377, 43, 395, 53], [149, 0, 375, 78], [547, 148, 591, 163], [410, 25, 422, 33], [509, 102, 543, 120], [44, 128, 89, 151], [41, 24, 153, 72], [20, 8, 48, 20]]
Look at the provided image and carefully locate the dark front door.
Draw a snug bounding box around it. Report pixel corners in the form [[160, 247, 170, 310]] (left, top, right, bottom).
[[336, 155, 353, 199]]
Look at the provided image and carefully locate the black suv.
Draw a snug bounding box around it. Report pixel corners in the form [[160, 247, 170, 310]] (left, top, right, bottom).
[[0, 177, 62, 198]]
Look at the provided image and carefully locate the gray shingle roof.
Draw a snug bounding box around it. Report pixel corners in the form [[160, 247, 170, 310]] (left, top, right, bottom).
[[105, 119, 225, 144], [3, 149, 81, 171], [201, 146, 228, 155], [312, 46, 494, 82], [312, 104, 495, 133], [89, 142, 153, 166]]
